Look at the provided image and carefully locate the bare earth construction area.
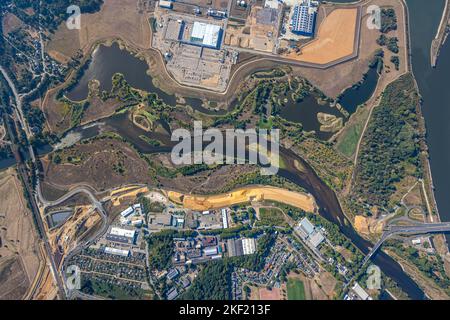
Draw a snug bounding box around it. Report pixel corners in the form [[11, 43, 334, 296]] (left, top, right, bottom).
[[166, 186, 317, 212], [284, 8, 358, 64], [149, 0, 361, 93]]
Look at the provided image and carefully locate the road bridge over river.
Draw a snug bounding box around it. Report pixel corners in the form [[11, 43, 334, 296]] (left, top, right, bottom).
[[361, 222, 450, 267]]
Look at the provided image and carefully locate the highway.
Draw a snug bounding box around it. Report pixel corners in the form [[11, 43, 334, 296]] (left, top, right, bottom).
[[0, 66, 32, 138], [1, 66, 69, 301], [1, 18, 113, 295], [361, 222, 450, 267], [1, 57, 109, 299], [37, 184, 110, 295]]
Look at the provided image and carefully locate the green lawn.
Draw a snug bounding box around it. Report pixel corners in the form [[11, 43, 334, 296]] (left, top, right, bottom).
[[335, 114, 366, 158], [335, 105, 370, 158], [257, 207, 288, 227], [287, 278, 306, 300], [258, 115, 273, 129]]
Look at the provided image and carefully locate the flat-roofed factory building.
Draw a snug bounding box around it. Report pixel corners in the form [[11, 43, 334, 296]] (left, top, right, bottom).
[[296, 217, 325, 248], [227, 238, 256, 257], [104, 247, 130, 257], [158, 0, 173, 9], [291, 0, 318, 37], [106, 226, 137, 245], [242, 238, 256, 255], [189, 21, 223, 49], [164, 18, 223, 50]]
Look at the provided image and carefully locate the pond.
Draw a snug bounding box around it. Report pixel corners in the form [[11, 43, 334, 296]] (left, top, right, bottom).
[[279, 93, 345, 140], [338, 66, 379, 114], [65, 42, 228, 116]]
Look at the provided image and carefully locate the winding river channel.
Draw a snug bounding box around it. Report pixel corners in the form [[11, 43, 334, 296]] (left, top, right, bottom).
[[56, 108, 425, 298], [57, 1, 443, 299], [49, 0, 440, 298], [5, 0, 447, 299]]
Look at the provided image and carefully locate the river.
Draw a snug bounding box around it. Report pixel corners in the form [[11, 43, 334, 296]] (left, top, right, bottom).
[[406, 0, 450, 246], [277, 148, 426, 299], [4, 0, 443, 299], [50, 110, 426, 298]]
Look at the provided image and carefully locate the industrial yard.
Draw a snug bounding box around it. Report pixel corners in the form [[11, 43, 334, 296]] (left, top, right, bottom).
[[150, 0, 361, 92], [152, 6, 236, 91]]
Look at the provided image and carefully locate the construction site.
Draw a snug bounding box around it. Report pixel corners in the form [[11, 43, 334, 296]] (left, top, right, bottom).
[[166, 186, 317, 212], [150, 0, 362, 92]]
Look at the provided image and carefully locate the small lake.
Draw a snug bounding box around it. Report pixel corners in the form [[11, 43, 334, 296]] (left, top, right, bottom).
[[338, 66, 379, 114], [279, 94, 344, 140], [65, 42, 227, 116], [0, 156, 16, 169], [279, 66, 379, 140], [67, 43, 177, 105]]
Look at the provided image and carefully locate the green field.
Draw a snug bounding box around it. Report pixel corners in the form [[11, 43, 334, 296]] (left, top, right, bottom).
[[257, 207, 288, 227], [287, 278, 306, 300], [335, 107, 368, 158]]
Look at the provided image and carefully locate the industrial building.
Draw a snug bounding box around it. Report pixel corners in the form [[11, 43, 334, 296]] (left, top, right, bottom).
[[242, 238, 257, 255], [207, 9, 227, 19], [309, 231, 325, 248], [167, 287, 178, 300], [222, 208, 229, 229], [167, 19, 223, 49], [349, 282, 372, 300], [167, 268, 180, 280], [296, 217, 325, 248], [227, 238, 243, 257], [204, 246, 219, 256], [110, 227, 136, 239], [104, 247, 130, 257], [120, 203, 141, 218], [120, 206, 135, 218], [227, 238, 256, 257], [130, 219, 143, 227], [106, 234, 132, 244], [188, 21, 223, 49], [297, 217, 315, 237], [158, 0, 173, 9], [291, 0, 318, 37], [107, 226, 137, 245]]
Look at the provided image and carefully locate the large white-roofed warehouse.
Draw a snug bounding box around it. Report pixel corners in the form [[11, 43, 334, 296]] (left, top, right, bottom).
[[187, 21, 223, 49]]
